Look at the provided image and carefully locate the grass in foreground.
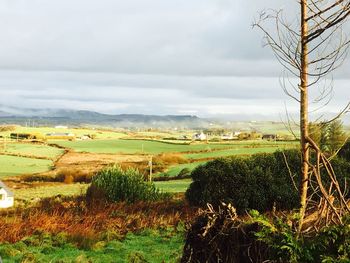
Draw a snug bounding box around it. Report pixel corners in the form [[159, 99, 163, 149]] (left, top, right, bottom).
[[0, 155, 52, 178], [0, 228, 185, 263]]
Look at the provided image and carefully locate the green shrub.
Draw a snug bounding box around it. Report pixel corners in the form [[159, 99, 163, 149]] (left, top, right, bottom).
[[186, 150, 301, 213], [339, 140, 350, 161], [251, 211, 350, 263], [87, 166, 167, 203], [186, 149, 350, 213], [182, 204, 350, 263]]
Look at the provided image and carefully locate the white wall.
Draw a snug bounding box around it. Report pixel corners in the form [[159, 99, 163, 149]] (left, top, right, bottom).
[[0, 189, 14, 208]]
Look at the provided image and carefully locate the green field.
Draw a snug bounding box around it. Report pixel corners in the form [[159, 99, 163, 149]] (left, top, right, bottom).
[[0, 228, 184, 263], [14, 184, 89, 201], [1, 143, 64, 159], [0, 155, 53, 178], [158, 162, 207, 177], [155, 179, 192, 193], [53, 139, 292, 155], [0, 127, 127, 140], [184, 146, 290, 159]]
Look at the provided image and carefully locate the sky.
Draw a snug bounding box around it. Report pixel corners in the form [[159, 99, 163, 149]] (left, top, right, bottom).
[[0, 0, 349, 121]]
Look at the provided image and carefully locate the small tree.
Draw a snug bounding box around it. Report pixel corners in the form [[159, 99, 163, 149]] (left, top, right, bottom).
[[254, 1, 350, 230], [309, 122, 323, 147], [327, 119, 347, 154]]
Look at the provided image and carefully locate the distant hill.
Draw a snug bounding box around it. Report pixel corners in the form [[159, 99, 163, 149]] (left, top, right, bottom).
[[0, 106, 347, 131], [0, 111, 13, 117], [0, 108, 211, 128]]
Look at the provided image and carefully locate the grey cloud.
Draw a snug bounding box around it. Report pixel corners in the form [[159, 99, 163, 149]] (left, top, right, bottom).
[[0, 0, 348, 120]]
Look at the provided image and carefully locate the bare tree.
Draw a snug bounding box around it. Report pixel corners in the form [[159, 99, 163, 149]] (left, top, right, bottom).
[[254, 0, 350, 231]]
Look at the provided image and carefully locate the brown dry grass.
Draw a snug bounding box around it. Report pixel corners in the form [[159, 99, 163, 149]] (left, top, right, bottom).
[[154, 153, 188, 165], [0, 196, 197, 243]]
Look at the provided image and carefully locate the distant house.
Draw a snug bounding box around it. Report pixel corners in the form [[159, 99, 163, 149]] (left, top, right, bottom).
[[0, 181, 14, 208], [55, 125, 68, 129], [263, 134, 277, 141], [192, 132, 207, 141], [80, 135, 92, 140], [221, 133, 234, 140]]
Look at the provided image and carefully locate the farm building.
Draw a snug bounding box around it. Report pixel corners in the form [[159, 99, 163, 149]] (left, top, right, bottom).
[[262, 134, 277, 141], [221, 133, 234, 140], [192, 132, 207, 141], [0, 181, 14, 208], [79, 135, 93, 140]]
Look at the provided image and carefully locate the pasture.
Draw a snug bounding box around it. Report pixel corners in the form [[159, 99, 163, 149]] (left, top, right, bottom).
[[158, 161, 207, 177], [14, 184, 89, 202], [0, 126, 127, 140], [155, 179, 192, 193], [0, 155, 52, 178], [53, 139, 294, 155], [53, 139, 233, 154], [0, 142, 64, 159], [184, 145, 292, 159]]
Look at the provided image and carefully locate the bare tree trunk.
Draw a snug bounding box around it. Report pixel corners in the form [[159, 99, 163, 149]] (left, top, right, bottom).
[[299, 0, 309, 231], [254, 0, 350, 230]]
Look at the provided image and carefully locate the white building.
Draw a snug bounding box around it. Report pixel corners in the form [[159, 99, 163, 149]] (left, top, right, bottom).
[[221, 133, 234, 140], [192, 132, 207, 141], [0, 181, 14, 208]]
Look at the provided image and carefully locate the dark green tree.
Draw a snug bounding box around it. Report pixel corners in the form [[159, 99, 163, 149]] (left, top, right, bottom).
[[327, 120, 347, 155]]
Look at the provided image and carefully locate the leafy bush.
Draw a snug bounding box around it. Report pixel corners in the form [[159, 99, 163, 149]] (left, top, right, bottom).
[[251, 211, 350, 263], [182, 203, 350, 263], [186, 150, 301, 213], [329, 157, 350, 191], [87, 166, 167, 203], [186, 149, 350, 213]]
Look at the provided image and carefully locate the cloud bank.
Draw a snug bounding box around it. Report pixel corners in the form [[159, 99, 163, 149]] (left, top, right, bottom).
[[0, 0, 348, 120]]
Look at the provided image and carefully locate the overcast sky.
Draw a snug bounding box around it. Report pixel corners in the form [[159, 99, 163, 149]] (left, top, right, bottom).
[[0, 0, 349, 120]]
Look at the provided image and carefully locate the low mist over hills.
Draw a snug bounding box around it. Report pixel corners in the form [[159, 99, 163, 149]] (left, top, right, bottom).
[[0, 106, 348, 131], [0, 107, 211, 129]]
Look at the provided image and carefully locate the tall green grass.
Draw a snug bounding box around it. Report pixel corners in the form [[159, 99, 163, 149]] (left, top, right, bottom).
[[0, 228, 185, 263]]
